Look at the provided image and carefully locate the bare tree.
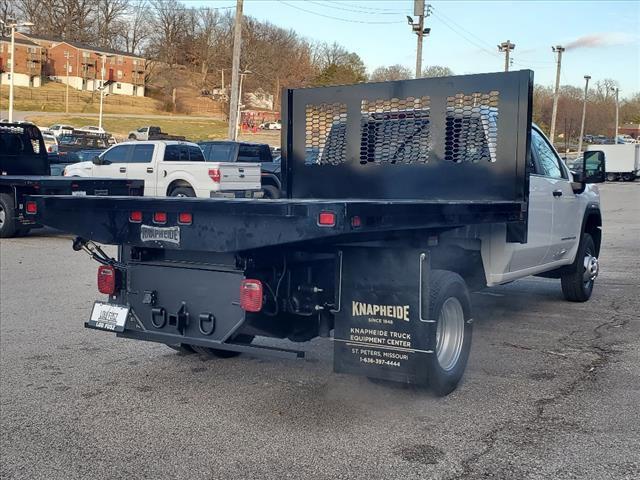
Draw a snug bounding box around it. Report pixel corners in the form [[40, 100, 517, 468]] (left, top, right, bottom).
[[370, 64, 413, 82], [0, 0, 18, 26], [148, 0, 188, 66], [96, 0, 128, 49], [118, 0, 151, 55], [422, 65, 454, 78]]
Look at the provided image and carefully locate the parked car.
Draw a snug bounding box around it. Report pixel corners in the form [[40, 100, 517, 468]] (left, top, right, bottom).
[[77, 125, 106, 134], [48, 124, 75, 138], [198, 140, 281, 198], [127, 126, 185, 141], [42, 132, 58, 155], [63, 140, 261, 198], [616, 134, 638, 144], [260, 121, 281, 130]]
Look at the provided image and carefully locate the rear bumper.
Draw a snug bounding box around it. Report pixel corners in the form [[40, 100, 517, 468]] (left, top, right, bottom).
[[209, 190, 264, 199]]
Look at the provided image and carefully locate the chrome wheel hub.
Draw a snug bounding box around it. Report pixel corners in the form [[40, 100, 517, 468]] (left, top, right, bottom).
[[0, 206, 5, 227], [583, 253, 599, 284], [436, 297, 465, 371]]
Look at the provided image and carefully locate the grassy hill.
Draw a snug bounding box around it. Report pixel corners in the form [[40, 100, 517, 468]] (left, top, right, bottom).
[[0, 81, 164, 114]]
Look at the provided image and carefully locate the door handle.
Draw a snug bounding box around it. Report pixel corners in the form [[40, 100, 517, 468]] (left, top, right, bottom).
[[146, 167, 154, 173], [119, 167, 126, 173], [552, 189, 563, 197], [163, 170, 167, 178]]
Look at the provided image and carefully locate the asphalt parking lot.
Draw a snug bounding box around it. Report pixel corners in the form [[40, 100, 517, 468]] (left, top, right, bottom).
[[1, 183, 638, 480]]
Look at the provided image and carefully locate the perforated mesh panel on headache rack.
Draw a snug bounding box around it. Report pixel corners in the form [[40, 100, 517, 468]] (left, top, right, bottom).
[[282, 70, 532, 203]]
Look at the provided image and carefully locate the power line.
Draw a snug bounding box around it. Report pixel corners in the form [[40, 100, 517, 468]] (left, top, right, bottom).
[[278, 1, 405, 24], [430, 11, 499, 58], [305, 0, 405, 15], [325, 1, 408, 12]]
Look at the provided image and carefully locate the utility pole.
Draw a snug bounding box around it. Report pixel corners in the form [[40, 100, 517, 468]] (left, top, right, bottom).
[[497, 40, 515, 72], [227, 0, 244, 140], [577, 75, 590, 156], [407, 1, 432, 78], [549, 45, 565, 146], [610, 86, 619, 143]]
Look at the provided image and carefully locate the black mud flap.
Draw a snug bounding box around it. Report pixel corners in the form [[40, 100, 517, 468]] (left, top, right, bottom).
[[333, 248, 433, 386]]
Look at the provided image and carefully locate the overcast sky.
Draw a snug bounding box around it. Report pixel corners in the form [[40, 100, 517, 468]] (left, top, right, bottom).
[[193, 0, 640, 97]]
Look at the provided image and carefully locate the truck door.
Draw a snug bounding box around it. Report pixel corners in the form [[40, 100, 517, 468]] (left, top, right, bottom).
[[508, 129, 560, 272], [92, 144, 131, 179], [125, 143, 157, 196], [530, 129, 580, 263]]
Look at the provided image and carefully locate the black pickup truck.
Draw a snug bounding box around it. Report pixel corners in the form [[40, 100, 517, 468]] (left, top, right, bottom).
[[0, 123, 143, 237], [198, 141, 282, 198], [30, 71, 605, 395]]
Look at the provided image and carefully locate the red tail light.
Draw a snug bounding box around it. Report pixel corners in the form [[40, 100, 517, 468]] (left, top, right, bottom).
[[318, 211, 335, 227], [153, 212, 167, 224], [240, 279, 263, 312], [178, 212, 192, 225], [25, 201, 37, 214], [208, 168, 221, 183], [97, 265, 118, 295], [129, 211, 142, 223]]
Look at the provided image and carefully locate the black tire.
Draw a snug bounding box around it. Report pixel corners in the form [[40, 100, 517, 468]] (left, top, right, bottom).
[[621, 173, 635, 182], [561, 233, 597, 302], [424, 270, 473, 396], [191, 334, 254, 358], [128, 134, 137, 140], [166, 344, 195, 354], [261, 184, 281, 199], [0, 193, 18, 238], [606, 172, 618, 182], [169, 186, 196, 198]]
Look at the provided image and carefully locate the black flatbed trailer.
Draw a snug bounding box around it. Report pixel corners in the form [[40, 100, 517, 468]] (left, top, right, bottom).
[[30, 70, 534, 395]]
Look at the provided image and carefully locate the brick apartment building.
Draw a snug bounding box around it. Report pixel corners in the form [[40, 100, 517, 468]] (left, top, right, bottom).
[[14, 33, 145, 97], [0, 36, 43, 88]]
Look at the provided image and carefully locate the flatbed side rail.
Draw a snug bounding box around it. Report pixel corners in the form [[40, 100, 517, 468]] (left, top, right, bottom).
[[31, 195, 523, 253]]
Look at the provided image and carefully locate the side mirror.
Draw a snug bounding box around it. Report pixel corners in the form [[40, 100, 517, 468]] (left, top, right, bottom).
[[92, 155, 103, 165], [583, 150, 606, 183]]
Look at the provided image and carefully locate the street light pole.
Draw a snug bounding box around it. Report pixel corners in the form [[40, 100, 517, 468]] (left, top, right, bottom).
[[64, 51, 72, 114], [8, 23, 15, 122], [1, 19, 34, 123], [407, 1, 432, 78], [498, 40, 515, 72], [577, 75, 590, 156], [235, 70, 252, 139], [96, 53, 113, 131], [610, 87, 619, 143], [549, 45, 565, 145]]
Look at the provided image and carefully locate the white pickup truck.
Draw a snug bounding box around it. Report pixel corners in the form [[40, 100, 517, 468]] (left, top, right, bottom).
[[63, 140, 261, 198]]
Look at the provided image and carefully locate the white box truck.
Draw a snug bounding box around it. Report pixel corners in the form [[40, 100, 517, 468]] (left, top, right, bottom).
[[587, 144, 640, 181]]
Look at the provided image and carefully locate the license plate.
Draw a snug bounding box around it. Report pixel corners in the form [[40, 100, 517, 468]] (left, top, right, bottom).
[[89, 302, 129, 332], [71, 190, 87, 196]]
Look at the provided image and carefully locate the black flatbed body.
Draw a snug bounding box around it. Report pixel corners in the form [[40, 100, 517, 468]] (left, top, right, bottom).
[[0, 175, 142, 191], [31, 195, 522, 252]]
